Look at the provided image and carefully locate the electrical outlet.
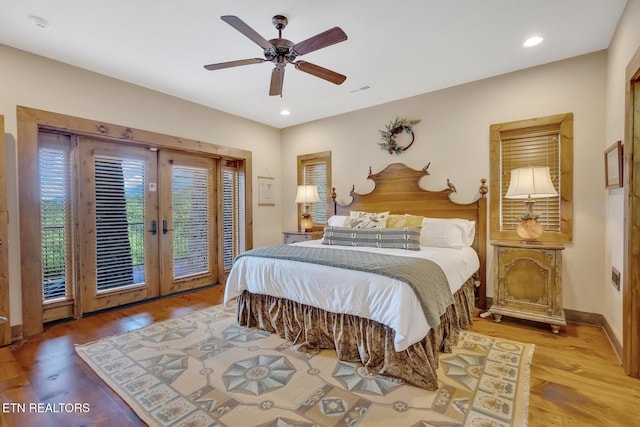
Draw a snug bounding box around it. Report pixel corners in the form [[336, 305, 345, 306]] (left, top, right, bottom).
[[612, 267, 621, 291]]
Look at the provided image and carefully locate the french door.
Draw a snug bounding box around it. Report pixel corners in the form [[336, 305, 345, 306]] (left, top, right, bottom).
[[77, 138, 216, 313], [158, 150, 217, 295], [78, 139, 159, 312]]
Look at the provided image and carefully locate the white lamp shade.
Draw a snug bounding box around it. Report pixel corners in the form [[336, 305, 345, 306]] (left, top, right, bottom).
[[505, 166, 558, 199], [294, 185, 320, 203]]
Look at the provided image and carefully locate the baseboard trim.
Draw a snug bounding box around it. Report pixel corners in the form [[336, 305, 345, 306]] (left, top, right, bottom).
[[484, 297, 622, 362], [599, 314, 623, 363]]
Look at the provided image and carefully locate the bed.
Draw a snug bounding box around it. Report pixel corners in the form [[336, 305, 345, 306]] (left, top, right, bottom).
[[225, 163, 487, 390]]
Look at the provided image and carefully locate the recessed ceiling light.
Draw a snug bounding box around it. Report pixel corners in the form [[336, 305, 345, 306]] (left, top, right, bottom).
[[28, 15, 50, 30], [523, 36, 543, 47], [280, 110, 291, 116]]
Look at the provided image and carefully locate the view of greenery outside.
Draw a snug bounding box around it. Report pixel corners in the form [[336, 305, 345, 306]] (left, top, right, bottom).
[[40, 147, 68, 301], [172, 166, 209, 278]]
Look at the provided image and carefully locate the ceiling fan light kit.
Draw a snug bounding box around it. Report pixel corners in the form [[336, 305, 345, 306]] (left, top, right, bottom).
[[204, 15, 348, 97]]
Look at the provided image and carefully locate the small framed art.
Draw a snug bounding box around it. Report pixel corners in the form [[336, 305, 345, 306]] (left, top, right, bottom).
[[257, 176, 275, 205], [604, 140, 623, 189]]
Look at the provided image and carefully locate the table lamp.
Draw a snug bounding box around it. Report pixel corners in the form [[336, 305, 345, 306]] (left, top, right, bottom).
[[505, 166, 558, 243], [295, 185, 320, 232]]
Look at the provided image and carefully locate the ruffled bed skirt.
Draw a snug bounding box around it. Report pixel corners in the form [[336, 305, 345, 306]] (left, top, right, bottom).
[[235, 277, 475, 390]]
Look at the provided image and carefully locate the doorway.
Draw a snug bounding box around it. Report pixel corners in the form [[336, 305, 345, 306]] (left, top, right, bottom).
[[18, 106, 253, 337], [42, 135, 219, 315]]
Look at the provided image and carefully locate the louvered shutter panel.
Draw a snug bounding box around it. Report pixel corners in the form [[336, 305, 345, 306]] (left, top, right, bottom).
[[172, 166, 210, 278], [94, 156, 145, 291], [40, 146, 69, 301], [500, 126, 561, 231]]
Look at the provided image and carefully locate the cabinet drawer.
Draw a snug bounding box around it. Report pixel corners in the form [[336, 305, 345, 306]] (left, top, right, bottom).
[[283, 231, 322, 244]]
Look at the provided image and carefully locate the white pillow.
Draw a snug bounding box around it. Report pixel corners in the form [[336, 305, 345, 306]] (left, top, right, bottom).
[[327, 215, 350, 227], [421, 217, 475, 249], [349, 211, 389, 229]]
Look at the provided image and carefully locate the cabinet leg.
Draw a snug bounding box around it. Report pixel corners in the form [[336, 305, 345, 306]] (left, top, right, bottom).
[[550, 325, 560, 334], [493, 314, 502, 323]]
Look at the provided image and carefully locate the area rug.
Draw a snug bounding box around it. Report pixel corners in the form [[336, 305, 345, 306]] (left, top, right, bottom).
[[75, 304, 534, 427]]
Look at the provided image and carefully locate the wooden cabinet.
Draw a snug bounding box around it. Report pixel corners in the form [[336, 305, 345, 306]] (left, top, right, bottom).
[[489, 241, 566, 333], [282, 230, 323, 244]]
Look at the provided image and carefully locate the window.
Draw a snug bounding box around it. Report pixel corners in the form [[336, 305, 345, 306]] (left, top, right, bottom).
[[172, 165, 210, 278], [94, 155, 146, 291], [39, 133, 74, 302], [222, 160, 246, 270], [297, 151, 331, 228], [490, 113, 573, 242]]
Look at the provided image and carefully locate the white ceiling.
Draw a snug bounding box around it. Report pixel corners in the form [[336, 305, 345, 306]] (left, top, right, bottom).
[[0, 0, 628, 129]]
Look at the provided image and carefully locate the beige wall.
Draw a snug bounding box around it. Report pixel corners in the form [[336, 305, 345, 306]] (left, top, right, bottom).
[[282, 51, 608, 316], [605, 0, 640, 344], [0, 44, 283, 325]]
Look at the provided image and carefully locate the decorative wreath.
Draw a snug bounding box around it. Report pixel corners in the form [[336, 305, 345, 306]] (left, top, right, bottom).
[[378, 117, 421, 155]]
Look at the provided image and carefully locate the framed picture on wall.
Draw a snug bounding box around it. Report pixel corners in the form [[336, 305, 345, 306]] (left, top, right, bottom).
[[257, 176, 275, 205], [605, 140, 623, 189]]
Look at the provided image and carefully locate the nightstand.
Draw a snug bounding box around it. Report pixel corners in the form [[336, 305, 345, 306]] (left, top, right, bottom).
[[489, 240, 566, 333], [282, 230, 324, 244]]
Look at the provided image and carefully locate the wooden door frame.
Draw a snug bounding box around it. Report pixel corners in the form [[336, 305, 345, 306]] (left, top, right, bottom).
[[17, 106, 253, 337], [623, 47, 640, 377], [0, 115, 10, 345]]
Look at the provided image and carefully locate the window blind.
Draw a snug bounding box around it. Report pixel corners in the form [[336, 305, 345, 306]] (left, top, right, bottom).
[[222, 162, 246, 270], [301, 159, 329, 224], [172, 166, 210, 278], [500, 126, 560, 231], [40, 147, 69, 301], [94, 156, 145, 291]]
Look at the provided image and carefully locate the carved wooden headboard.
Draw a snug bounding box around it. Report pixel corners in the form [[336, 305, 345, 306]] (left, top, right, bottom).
[[331, 163, 488, 309]]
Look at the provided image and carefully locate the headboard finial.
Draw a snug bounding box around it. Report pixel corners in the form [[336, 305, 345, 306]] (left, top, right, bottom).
[[479, 178, 488, 197], [369, 166, 372, 175], [446, 178, 457, 193]]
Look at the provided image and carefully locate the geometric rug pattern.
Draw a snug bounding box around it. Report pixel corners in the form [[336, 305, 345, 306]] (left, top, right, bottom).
[[76, 304, 534, 426]]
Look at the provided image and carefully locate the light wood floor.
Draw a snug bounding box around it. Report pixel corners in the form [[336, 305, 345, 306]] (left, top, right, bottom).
[[1, 285, 639, 426]]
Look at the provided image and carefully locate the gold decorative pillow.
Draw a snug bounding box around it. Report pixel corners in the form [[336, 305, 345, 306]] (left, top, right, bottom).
[[386, 214, 424, 228], [349, 211, 389, 229]]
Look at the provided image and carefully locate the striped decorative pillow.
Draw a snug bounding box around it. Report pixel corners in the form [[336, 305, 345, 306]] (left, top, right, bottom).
[[322, 226, 421, 251]]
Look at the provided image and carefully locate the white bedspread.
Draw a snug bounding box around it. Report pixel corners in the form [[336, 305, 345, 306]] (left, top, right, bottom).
[[224, 240, 479, 351]]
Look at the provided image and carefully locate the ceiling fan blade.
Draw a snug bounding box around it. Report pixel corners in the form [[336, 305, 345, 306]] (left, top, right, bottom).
[[269, 66, 285, 96], [204, 58, 265, 70], [295, 61, 346, 85], [221, 15, 274, 50], [292, 27, 347, 56]]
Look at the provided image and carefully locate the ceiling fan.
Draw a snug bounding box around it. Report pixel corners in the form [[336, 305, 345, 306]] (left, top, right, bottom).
[[204, 15, 348, 97]]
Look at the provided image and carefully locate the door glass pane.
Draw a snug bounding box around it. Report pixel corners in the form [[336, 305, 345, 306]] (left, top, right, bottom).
[[94, 156, 145, 291], [223, 166, 245, 270], [173, 166, 209, 278], [40, 147, 69, 301]]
